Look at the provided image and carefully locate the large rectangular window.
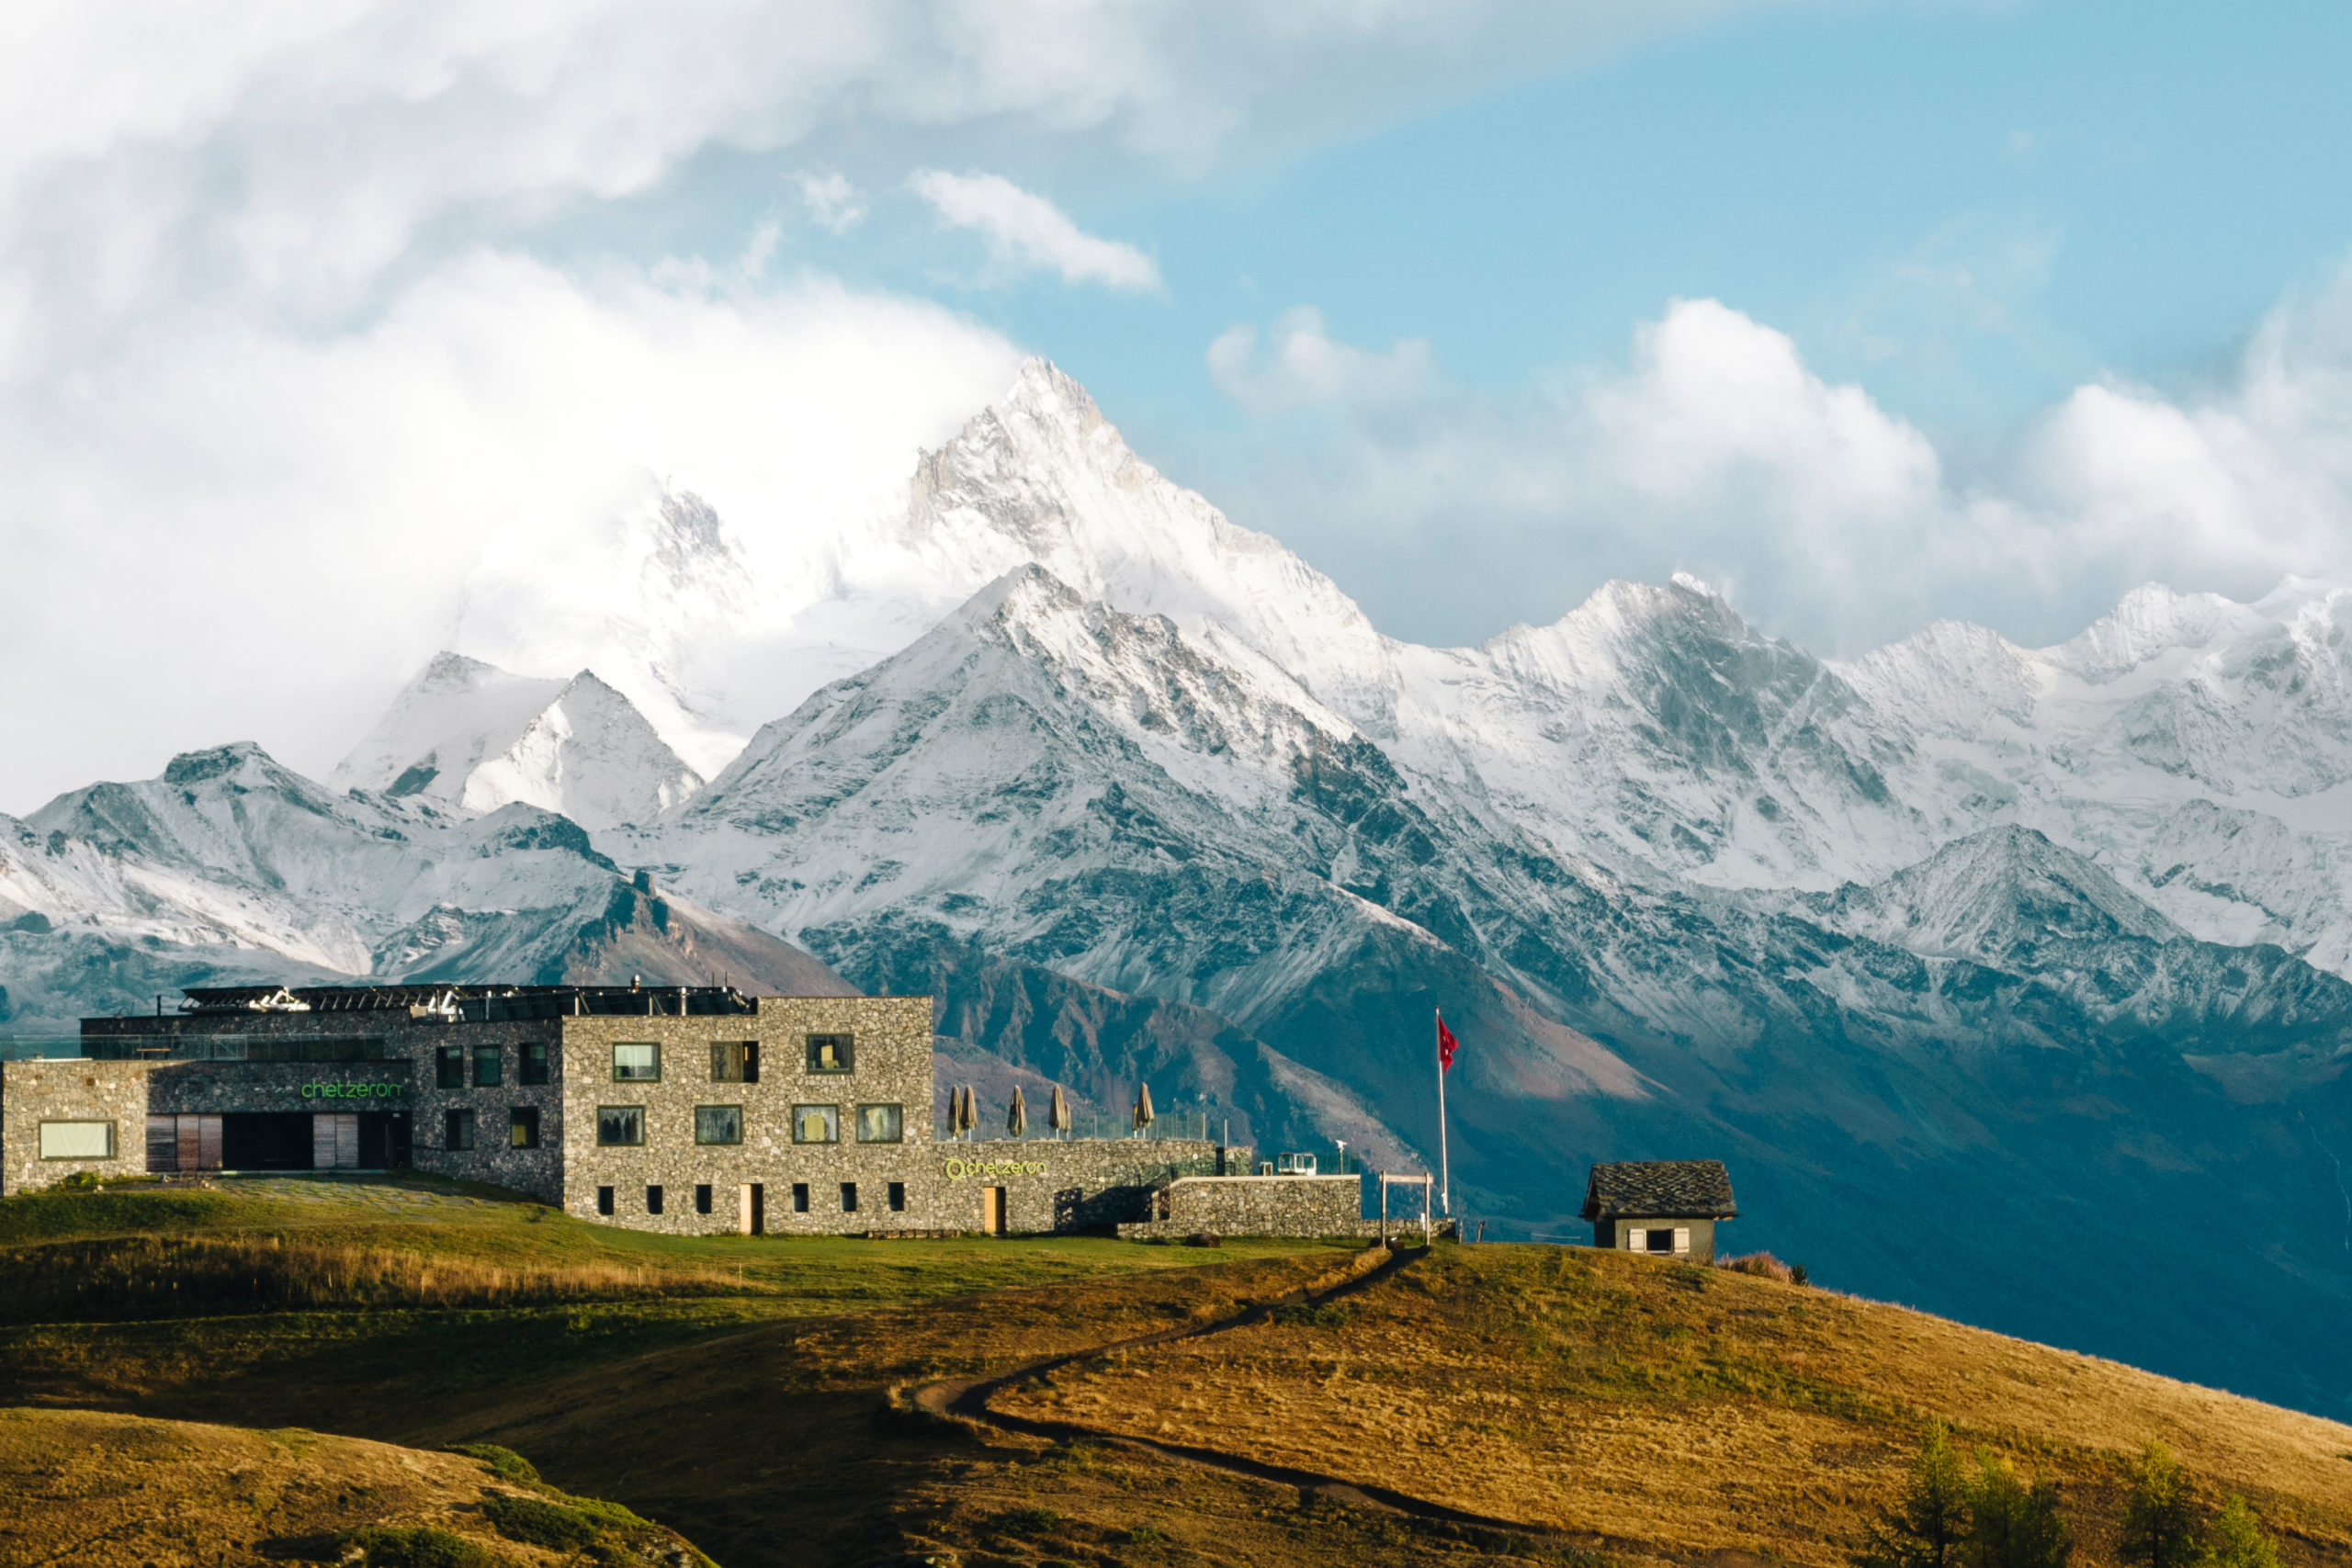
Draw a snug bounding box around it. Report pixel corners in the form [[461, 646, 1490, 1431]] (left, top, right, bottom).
[[520, 1042, 549, 1086], [596, 1105, 645, 1146], [791, 1104, 839, 1144], [38, 1121, 113, 1160], [855, 1103, 903, 1144], [509, 1107, 540, 1149], [612, 1043, 661, 1082], [435, 1045, 464, 1089], [805, 1033, 854, 1074], [445, 1109, 475, 1151], [710, 1041, 759, 1083], [695, 1105, 743, 1145], [473, 1045, 503, 1088]]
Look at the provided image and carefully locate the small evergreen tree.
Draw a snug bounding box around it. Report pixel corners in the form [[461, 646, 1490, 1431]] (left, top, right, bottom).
[[2117, 1442, 2204, 1568], [2204, 1495, 2281, 1568], [1962, 1451, 2070, 1568], [1853, 1424, 1970, 1568]]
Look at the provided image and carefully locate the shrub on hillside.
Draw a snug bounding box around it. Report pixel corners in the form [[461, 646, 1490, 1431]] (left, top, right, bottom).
[[481, 1493, 600, 1551], [2119, 1442, 2204, 1568], [1715, 1251, 1796, 1282], [339, 1525, 498, 1568], [446, 1443, 539, 1484], [1963, 1451, 2069, 1568], [2206, 1495, 2282, 1568]]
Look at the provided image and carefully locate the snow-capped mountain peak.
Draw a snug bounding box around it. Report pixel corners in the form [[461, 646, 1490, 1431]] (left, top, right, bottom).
[[333, 652, 701, 830]]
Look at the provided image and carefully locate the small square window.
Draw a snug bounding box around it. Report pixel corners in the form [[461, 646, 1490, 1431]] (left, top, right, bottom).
[[647, 1184, 665, 1215], [520, 1042, 549, 1086], [841, 1182, 858, 1213], [596, 1185, 614, 1216], [791, 1104, 839, 1144], [445, 1109, 475, 1152], [695, 1183, 713, 1215], [710, 1041, 759, 1083], [435, 1045, 465, 1089], [695, 1105, 744, 1145], [472, 1045, 503, 1088], [596, 1106, 645, 1146], [612, 1043, 661, 1082], [888, 1181, 906, 1213], [791, 1182, 810, 1213], [1645, 1228, 1676, 1254], [855, 1103, 903, 1144], [805, 1033, 854, 1074], [509, 1107, 540, 1149]]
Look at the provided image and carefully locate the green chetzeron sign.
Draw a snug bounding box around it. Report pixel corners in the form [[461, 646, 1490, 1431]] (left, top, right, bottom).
[[943, 1156, 1046, 1180], [300, 1082, 406, 1100]]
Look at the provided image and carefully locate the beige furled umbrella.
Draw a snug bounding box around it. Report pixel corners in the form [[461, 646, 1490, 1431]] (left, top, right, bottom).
[[949, 1084, 968, 1141], [959, 1084, 977, 1140], [1133, 1082, 1154, 1137], [1048, 1084, 1069, 1140], [1007, 1085, 1027, 1138]]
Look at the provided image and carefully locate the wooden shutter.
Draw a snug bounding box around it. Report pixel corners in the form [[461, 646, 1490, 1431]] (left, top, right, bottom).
[[1675, 1227, 1690, 1255]]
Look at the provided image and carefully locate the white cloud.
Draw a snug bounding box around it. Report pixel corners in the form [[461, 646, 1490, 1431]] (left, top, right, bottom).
[[0, 253, 1021, 808], [910, 170, 1160, 293], [797, 172, 865, 233], [1206, 308, 1435, 413], [1204, 281, 2352, 655]]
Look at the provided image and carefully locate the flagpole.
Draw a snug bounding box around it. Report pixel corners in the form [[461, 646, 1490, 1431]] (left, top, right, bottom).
[[1436, 1008, 1451, 1219]]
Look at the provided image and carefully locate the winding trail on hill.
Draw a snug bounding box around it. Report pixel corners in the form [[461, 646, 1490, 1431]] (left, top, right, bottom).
[[907, 1242, 1623, 1556]]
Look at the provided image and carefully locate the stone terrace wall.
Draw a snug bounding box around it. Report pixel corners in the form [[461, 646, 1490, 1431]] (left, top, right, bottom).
[[948, 1138, 1243, 1233], [1115, 1173, 1364, 1239], [1, 1059, 151, 1194]]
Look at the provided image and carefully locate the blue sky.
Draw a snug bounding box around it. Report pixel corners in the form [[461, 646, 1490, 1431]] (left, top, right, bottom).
[[5, 1, 2352, 802]]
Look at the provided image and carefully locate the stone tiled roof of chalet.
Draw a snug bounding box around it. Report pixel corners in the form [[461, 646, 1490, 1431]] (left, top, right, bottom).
[[1580, 1159, 1736, 1221]]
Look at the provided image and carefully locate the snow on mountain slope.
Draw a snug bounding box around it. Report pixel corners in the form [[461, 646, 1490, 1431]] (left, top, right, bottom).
[[334, 652, 702, 829]]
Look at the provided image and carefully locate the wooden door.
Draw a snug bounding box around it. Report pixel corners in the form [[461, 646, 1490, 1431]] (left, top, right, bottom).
[[982, 1185, 1005, 1235]]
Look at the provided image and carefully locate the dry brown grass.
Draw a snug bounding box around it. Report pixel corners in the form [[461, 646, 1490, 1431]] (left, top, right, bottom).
[[990, 1245, 2352, 1565], [0, 1235, 751, 1321]]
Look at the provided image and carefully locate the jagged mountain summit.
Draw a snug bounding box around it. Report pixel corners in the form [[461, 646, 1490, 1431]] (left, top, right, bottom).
[[332, 652, 703, 830]]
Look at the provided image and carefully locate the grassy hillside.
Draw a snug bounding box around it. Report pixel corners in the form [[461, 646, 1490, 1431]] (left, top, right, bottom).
[[5, 1179, 2351, 1567], [0, 1407, 712, 1567]]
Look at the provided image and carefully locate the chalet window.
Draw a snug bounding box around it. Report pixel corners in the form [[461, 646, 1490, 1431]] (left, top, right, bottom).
[[1645, 1228, 1677, 1254], [596, 1186, 614, 1216], [805, 1033, 854, 1074], [612, 1043, 661, 1082], [710, 1042, 759, 1083], [473, 1045, 503, 1088], [596, 1106, 645, 1146], [509, 1107, 540, 1149], [841, 1182, 858, 1213], [445, 1110, 475, 1151], [791, 1182, 810, 1213], [435, 1046, 464, 1089], [38, 1121, 112, 1160], [695, 1105, 743, 1145], [695, 1184, 713, 1215], [520, 1043, 549, 1086], [855, 1103, 903, 1144], [792, 1104, 839, 1145], [888, 1181, 906, 1213], [647, 1185, 664, 1215]]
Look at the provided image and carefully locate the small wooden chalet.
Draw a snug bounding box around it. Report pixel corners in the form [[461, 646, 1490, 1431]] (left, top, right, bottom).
[[1582, 1159, 1736, 1263]]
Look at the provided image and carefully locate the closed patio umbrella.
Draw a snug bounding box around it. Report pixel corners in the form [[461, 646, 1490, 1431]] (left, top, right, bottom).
[[1133, 1082, 1154, 1137], [959, 1084, 977, 1140], [1048, 1084, 1069, 1139], [1008, 1084, 1028, 1138]]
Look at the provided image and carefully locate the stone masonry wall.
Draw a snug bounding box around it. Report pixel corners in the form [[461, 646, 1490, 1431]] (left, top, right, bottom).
[[946, 1137, 1238, 1233], [560, 996, 941, 1235], [1115, 1174, 1364, 1239], [2, 1059, 152, 1194]]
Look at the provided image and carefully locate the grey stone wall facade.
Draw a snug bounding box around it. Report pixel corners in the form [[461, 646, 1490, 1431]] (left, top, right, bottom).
[[560, 996, 941, 1235], [1, 1059, 152, 1194], [1595, 1215, 1721, 1263], [941, 1137, 1241, 1234], [1115, 1174, 1364, 1239]]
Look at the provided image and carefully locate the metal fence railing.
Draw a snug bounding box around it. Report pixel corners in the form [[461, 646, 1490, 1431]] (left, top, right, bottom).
[[0, 1036, 83, 1062], [938, 1108, 1216, 1143]]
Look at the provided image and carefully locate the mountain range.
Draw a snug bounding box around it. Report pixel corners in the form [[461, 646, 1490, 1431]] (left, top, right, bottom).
[[5, 360, 2350, 1417]]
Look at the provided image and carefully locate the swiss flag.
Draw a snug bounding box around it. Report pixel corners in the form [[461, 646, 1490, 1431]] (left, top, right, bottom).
[[1437, 1012, 1460, 1074]]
